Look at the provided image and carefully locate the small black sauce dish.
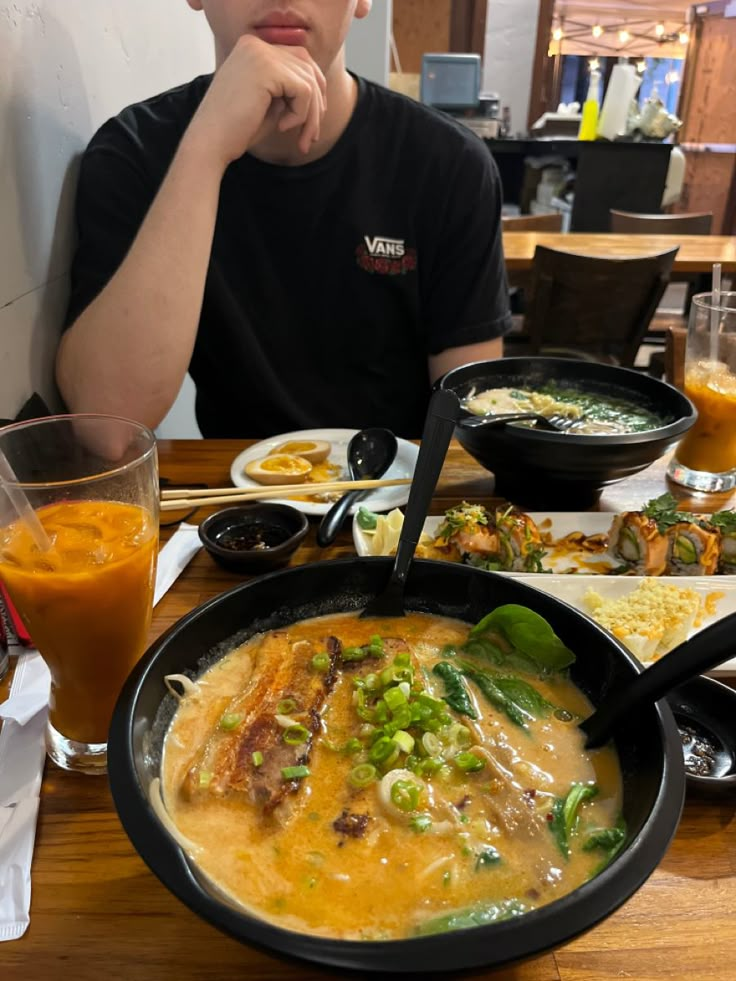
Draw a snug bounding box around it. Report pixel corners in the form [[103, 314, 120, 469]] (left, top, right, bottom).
[[666, 676, 736, 796], [198, 504, 309, 574]]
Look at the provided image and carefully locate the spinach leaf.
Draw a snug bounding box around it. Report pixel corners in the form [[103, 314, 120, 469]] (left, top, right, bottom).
[[414, 899, 527, 936], [459, 664, 527, 728], [433, 662, 477, 719], [549, 783, 599, 859], [470, 605, 575, 672], [584, 815, 627, 875], [493, 677, 554, 720], [356, 507, 379, 530]]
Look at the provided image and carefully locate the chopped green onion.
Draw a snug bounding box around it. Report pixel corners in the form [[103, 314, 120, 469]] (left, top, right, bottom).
[[281, 765, 310, 780], [442, 870, 452, 887], [398, 681, 411, 698], [419, 756, 445, 776], [342, 737, 362, 755], [394, 730, 415, 754], [394, 651, 411, 668], [369, 736, 398, 764], [283, 724, 310, 745], [388, 705, 412, 731], [409, 813, 433, 833], [454, 751, 485, 773], [422, 732, 442, 756], [198, 770, 212, 789], [391, 779, 421, 812], [311, 652, 331, 673], [364, 673, 381, 691], [349, 763, 378, 788], [384, 686, 407, 712], [252, 751, 264, 767], [219, 712, 243, 731], [449, 723, 473, 749], [369, 635, 384, 655], [277, 698, 297, 715]]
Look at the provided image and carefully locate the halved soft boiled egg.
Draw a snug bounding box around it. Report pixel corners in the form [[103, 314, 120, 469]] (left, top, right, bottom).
[[269, 439, 331, 463], [244, 454, 313, 485]]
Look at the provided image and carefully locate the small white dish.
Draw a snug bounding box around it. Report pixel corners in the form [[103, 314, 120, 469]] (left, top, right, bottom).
[[230, 428, 418, 517]]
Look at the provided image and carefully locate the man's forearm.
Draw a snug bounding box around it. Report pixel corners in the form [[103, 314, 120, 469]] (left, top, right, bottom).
[[57, 133, 227, 428]]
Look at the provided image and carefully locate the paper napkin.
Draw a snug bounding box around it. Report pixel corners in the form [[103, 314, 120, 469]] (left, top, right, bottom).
[[0, 521, 202, 941]]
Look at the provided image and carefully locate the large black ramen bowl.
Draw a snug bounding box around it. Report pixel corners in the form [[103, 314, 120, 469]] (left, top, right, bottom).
[[108, 559, 685, 975], [437, 357, 696, 508]]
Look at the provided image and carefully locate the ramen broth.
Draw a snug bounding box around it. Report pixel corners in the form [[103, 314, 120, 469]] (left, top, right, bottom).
[[161, 611, 623, 940], [464, 385, 663, 434]]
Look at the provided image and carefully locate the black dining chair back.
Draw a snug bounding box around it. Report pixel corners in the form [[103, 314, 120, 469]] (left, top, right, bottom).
[[520, 245, 679, 367], [610, 210, 713, 236]]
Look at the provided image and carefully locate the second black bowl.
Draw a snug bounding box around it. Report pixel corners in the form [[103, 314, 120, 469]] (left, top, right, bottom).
[[198, 503, 309, 573], [437, 358, 696, 508]]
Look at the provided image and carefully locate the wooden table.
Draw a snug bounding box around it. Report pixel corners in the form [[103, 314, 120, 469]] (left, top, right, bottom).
[[502, 231, 736, 273], [3, 440, 736, 981]]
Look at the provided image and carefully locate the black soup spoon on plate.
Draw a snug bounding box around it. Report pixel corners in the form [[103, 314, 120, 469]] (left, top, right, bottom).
[[316, 428, 398, 547]]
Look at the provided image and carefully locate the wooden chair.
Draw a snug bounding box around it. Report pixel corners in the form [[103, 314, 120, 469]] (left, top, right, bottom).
[[610, 210, 713, 236], [664, 324, 687, 389], [511, 245, 679, 367], [502, 213, 564, 233]]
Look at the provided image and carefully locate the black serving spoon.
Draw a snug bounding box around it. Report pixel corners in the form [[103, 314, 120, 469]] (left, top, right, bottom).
[[361, 389, 460, 619], [582, 611, 736, 748], [316, 428, 398, 547]]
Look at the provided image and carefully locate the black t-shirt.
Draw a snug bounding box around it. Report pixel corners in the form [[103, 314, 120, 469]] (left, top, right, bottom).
[[66, 75, 511, 438]]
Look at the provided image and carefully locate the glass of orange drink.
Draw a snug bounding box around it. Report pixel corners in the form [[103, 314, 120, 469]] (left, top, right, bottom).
[[668, 292, 736, 494], [0, 415, 158, 773]]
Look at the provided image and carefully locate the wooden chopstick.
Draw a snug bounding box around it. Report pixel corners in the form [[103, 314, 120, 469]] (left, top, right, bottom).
[[160, 477, 412, 511]]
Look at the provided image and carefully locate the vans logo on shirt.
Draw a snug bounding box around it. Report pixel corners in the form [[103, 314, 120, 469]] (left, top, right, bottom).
[[356, 236, 417, 276]]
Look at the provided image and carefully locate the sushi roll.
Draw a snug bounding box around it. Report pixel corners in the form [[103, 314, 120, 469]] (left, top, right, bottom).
[[711, 510, 736, 572], [433, 503, 500, 564], [666, 519, 721, 576], [608, 511, 669, 575], [433, 503, 547, 572], [494, 505, 547, 572]]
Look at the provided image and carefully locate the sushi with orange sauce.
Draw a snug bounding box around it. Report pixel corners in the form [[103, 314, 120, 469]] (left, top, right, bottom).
[[433, 502, 547, 573], [665, 518, 721, 576], [608, 511, 668, 575]]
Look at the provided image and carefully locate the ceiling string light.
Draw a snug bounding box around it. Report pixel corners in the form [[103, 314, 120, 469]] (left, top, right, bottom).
[[592, 24, 604, 39], [655, 23, 666, 38], [618, 28, 631, 44], [679, 31, 689, 45], [552, 26, 564, 42]]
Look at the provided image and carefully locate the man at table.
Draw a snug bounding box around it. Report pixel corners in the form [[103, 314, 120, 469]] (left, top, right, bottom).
[[56, 1, 511, 439]]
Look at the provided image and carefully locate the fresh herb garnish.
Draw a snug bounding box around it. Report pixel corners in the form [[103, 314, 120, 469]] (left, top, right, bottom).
[[433, 662, 478, 719], [710, 509, 736, 534], [436, 502, 490, 540], [474, 847, 501, 870], [549, 783, 599, 858], [414, 899, 527, 936], [470, 605, 576, 673], [642, 493, 693, 534], [458, 663, 554, 729], [583, 815, 627, 875]]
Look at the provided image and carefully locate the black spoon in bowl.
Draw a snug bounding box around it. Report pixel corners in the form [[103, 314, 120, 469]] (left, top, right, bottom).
[[316, 428, 398, 548], [361, 389, 460, 619], [582, 611, 736, 748]]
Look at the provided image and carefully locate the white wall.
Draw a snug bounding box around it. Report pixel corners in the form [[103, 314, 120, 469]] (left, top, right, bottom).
[[0, 0, 213, 426], [483, 0, 541, 135], [345, 0, 392, 86]]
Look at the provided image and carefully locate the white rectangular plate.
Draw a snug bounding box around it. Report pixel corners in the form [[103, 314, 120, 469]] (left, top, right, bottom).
[[352, 512, 736, 675]]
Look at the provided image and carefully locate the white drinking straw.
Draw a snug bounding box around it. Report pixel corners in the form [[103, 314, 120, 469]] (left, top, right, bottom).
[[0, 449, 52, 551], [710, 262, 722, 363]]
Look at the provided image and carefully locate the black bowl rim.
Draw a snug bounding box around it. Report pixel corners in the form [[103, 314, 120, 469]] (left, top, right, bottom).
[[441, 357, 696, 445], [198, 503, 309, 560], [667, 675, 736, 790], [108, 558, 685, 974]]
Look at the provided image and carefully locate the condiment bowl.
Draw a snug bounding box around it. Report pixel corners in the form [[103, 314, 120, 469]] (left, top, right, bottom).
[[667, 676, 736, 795], [437, 358, 696, 508], [198, 504, 309, 574]]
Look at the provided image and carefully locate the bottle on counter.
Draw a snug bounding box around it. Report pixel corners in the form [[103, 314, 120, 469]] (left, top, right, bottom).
[[499, 106, 512, 138], [578, 69, 601, 141]]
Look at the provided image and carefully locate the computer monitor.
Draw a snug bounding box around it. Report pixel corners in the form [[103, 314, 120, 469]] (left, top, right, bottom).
[[420, 53, 481, 111]]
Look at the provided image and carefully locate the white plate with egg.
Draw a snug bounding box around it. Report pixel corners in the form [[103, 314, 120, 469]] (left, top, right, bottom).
[[230, 429, 419, 517]]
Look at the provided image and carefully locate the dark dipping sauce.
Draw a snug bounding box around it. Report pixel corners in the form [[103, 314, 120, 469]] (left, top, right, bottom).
[[216, 522, 289, 552], [678, 721, 720, 777]]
